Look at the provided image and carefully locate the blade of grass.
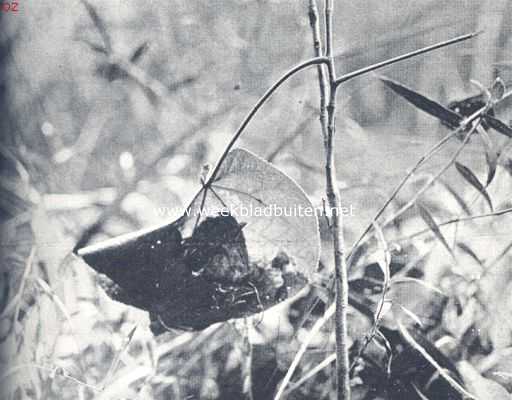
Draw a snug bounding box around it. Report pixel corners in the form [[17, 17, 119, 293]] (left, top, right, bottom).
[[273, 304, 335, 400], [397, 321, 478, 400]]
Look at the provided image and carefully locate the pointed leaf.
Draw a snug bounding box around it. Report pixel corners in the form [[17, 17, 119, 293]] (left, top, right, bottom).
[[130, 42, 149, 63], [455, 161, 493, 211], [485, 149, 498, 186], [372, 222, 390, 286], [380, 76, 462, 128], [80, 39, 108, 55], [416, 202, 455, 259], [456, 242, 482, 266], [479, 128, 498, 186], [485, 115, 512, 138], [81, 0, 111, 52]]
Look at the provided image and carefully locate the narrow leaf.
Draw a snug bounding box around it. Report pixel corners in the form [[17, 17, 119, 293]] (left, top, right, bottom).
[[456, 242, 482, 266], [455, 162, 493, 211], [130, 42, 149, 63], [478, 127, 498, 186], [81, 0, 111, 52], [485, 149, 498, 186], [380, 76, 462, 128], [417, 202, 455, 259], [372, 222, 391, 286], [485, 115, 512, 138], [80, 39, 108, 55]]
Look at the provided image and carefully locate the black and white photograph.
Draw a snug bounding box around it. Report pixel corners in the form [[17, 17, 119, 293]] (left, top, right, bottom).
[[1, 1, 512, 399]]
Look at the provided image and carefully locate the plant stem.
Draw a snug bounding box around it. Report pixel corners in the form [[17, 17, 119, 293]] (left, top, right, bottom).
[[207, 56, 328, 184], [319, 1, 351, 398], [381, 120, 479, 227], [334, 31, 480, 87], [394, 206, 512, 243], [346, 102, 489, 264], [345, 129, 458, 262], [308, 0, 328, 140]]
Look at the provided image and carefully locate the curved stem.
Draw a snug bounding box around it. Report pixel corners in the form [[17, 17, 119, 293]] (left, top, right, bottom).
[[207, 56, 329, 184]]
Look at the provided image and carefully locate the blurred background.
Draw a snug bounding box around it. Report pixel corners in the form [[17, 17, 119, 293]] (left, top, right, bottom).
[[2, 1, 512, 399]]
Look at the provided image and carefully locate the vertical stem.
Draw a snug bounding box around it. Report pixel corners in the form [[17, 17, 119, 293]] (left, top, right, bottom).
[[315, 0, 351, 398], [308, 0, 328, 140], [242, 320, 254, 400]]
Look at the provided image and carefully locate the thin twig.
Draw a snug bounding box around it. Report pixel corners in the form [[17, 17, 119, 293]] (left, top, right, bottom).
[[308, 0, 328, 140], [334, 31, 481, 87], [381, 121, 480, 227], [346, 130, 458, 263], [347, 101, 490, 264], [395, 207, 512, 243], [349, 222, 390, 374]]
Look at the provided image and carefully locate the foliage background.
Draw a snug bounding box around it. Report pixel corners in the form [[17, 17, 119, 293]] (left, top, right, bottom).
[[1, 1, 512, 399]]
